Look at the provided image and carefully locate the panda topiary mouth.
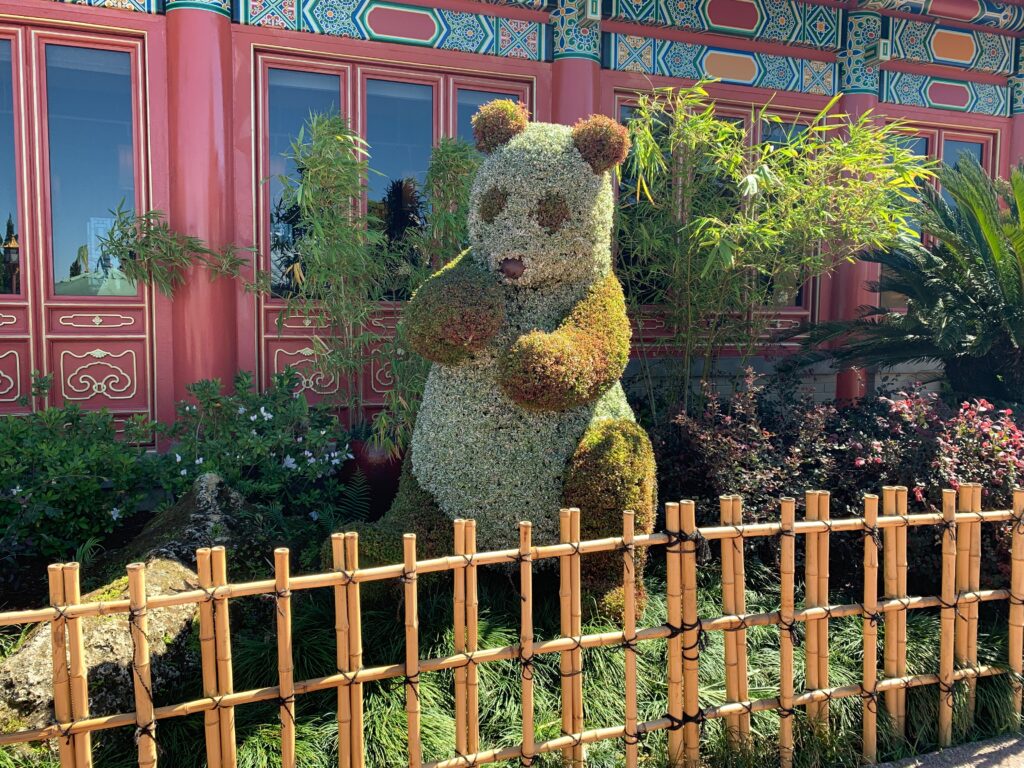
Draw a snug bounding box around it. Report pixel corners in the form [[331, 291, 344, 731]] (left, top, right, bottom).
[[499, 258, 525, 280]]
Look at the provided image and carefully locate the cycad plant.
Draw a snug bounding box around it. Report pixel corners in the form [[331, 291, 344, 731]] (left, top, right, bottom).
[[796, 158, 1024, 402]]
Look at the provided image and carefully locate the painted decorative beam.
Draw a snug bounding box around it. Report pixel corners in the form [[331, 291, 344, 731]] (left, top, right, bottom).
[[53, 0, 162, 12], [889, 17, 1013, 75], [880, 69, 1010, 114], [859, 0, 1024, 32]]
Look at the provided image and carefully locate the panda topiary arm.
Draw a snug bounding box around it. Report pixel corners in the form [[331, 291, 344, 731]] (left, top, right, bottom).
[[499, 273, 630, 411], [402, 251, 506, 366]]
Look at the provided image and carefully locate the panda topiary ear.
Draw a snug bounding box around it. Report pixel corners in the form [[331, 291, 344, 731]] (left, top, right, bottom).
[[571, 114, 630, 174], [472, 100, 529, 153]]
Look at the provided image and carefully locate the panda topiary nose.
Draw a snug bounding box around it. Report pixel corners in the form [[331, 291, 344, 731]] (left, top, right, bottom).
[[499, 258, 525, 280]]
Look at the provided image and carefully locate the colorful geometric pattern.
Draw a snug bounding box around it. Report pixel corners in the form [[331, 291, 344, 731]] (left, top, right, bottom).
[[551, 0, 600, 61], [166, 0, 230, 12], [605, 32, 837, 95], [890, 18, 1013, 75], [839, 10, 881, 95], [58, 0, 159, 12], [881, 71, 1010, 116], [609, 0, 841, 51], [1011, 40, 1024, 115], [860, 0, 1024, 33]]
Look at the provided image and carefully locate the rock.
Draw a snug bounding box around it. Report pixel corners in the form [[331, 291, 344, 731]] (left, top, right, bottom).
[[0, 558, 199, 732]]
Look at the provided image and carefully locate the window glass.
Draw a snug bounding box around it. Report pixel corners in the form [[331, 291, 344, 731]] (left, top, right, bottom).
[[267, 68, 340, 296], [47, 46, 135, 296], [761, 120, 805, 146], [457, 89, 516, 143], [941, 138, 984, 208], [0, 41, 19, 295]]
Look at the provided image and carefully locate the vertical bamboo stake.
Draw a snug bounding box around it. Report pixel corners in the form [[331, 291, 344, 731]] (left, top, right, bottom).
[[779, 498, 796, 768], [519, 522, 535, 768], [882, 486, 899, 729], [465, 520, 480, 756], [274, 549, 296, 768], [731, 496, 749, 741], [196, 549, 222, 768], [818, 491, 831, 730], [862, 495, 880, 765], [955, 486, 971, 672], [719, 497, 739, 742], [570, 508, 584, 767], [127, 563, 157, 768], [938, 489, 957, 747], [330, 535, 351, 768], [403, 534, 422, 768], [558, 510, 574, 768], [62, 562, 92, 768], [345, 533, 365, 768], [680, 500, 701, 768], [1009, 489, 1024, 717], [211, 546, 237, 768], [895, 487, 909, 734], [48, 564, 76, 768], [805, 491, 820, 726], [967, 483, 982, 723], [622, 511, 639, 768], [665, 502, 684, 768], [453, 520, 468, 758]]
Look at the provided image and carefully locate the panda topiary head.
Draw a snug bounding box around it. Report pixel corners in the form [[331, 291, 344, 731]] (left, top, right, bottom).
[[468, 100, 629, 290]]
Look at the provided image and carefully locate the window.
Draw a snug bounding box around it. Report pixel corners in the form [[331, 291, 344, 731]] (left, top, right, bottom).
[[46, 45, 135, 296], [456, 89, 516, 142], [0, 40, 18, 295], [941, 138, 984, 208], [761, 120, 806, 146]]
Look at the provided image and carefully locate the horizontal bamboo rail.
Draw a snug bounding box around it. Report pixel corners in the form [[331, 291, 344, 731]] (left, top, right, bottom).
[[1, 485, 1022, 768]]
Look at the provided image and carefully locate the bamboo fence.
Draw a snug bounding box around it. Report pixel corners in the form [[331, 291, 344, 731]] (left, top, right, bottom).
[[2, 484, 1024, 767]]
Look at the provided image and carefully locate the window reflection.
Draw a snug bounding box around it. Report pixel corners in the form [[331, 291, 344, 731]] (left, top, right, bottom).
[[0, 41, 18, 295], [47, 46, 135, 296], [267, 68, 340, 296], [457, 89, 515, 142], [761, 120, 805, 146], [941, 139, 984, 208]]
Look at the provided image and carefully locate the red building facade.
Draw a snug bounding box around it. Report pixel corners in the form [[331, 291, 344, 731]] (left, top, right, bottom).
[[0, 0, 1021, 423]]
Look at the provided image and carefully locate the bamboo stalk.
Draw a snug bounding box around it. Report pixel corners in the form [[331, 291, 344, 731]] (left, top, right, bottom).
[[127, 564, 157, 768], [779, 498, 796, 768], [818, 491, 831, 730], [680, 500, 700, 768], [570, 508, 584, 767], [196, 549, 222, 768], [404, 534, 423, 768], [804, 491, 820, 725], [519, 521, 535, 768], [967, 483, 982, 723], [1009, 489, 1024, 717], [719, 497, 739, 742], [622, 510, 639, 768], [882, 486, 899, 730], [62, 562, 92, 768], [453, 520, 468, 758], [275, 549, 296, 768], [345, 533, 365, 768], [665, 502, 684, 768], [895, 487, 909, 734], [465, 520, 480, 756], [558, 510, 573, 768], [862, 495, 880, 765], [48, 564, 76, 768], [731, 496, 749, 741], [938, 489, 957, 747], [330, 535, 351, 768], [955, 486, 971, 674], [211, 547, 238, 768]]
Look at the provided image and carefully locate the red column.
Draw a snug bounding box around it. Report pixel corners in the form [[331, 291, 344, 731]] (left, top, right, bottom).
[[1011, 114, 1024, 170], [166, 2, 238, 399], [552, 58, 600, 124]]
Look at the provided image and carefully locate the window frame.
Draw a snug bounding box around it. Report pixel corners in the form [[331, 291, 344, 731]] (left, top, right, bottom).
[[0, 25, 29, 303]]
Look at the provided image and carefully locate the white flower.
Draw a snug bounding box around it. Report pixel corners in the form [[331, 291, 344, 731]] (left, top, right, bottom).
[[195, 457, 204, 465], [180, 469, 188, 476], [296, 436, 303, 443], [260, 407, 273, 421], [282, 456, 297, 470], [175, 453, 182, 463], [109, 507, 121, 521], [10, 486, 21, 496], [250, 414, 258, 422], [237, 406, 246, 414], [309, 511, 319, 522]]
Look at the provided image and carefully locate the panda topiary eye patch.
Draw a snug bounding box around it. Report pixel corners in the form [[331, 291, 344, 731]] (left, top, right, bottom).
[[479, 187, 508, 224], [535, 192, 571, 234]]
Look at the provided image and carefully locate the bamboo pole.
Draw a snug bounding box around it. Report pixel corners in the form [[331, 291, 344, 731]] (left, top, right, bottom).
[[127, 563, 157, 768], [519, 522, 535, 768], [862, 495, 880, 765], [665, 502, 684, 768], [955, 486, 971, 675], [968, 483, 982, 723], [404, 534, 423, 768], [622, 511, 639, 768], [275, 549, 296, 768], [453, 520, 468, 758], [48, 564, 76, 768], [345, 533, 365, 768], [196, 549, 223, 768], [731, 496, 749, 741], [882, 486, 899, 730], [62, 562, 92, 768], [1009, 489, 1024, 717], [330, 535, 351, 768], [805, 491, 820, 726], [465, 520, 480, 756], [895, 487, 909, 735], [818, 491, 831, 730], [779, 498, 796, 768], [570, 508, 584, 767], [938, 489, 957, 747], [211, 546, 238, 768], [719, 497, 739, 742], [558, 510, 574, 768], [680, 500, 700, 768]]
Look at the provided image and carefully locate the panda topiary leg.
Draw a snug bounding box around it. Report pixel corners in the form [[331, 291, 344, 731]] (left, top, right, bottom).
[[563, 419, 657, 619]]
